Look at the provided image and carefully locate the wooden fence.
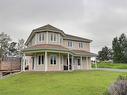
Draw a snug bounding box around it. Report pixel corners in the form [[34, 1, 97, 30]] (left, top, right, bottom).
[[0, 57, 21, 71]]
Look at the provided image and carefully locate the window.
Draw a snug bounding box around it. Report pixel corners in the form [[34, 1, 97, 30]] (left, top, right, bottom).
[[41, 56, 44, 64], [68, 41, 73, 47], [60, 38, 63, 44], [79, 42, 83, 48], [41, 33, 45, 41], [78, 59, 80, 66], [38, 33, 45, 42], [39, 34, 41, 41], [51, 34, 53, 41], [38, 55, 44, 65], [38, 56, 41, 65], [50, 33, 57, 42], [50, 55, 56, 65], [54, 34, 56, 41]]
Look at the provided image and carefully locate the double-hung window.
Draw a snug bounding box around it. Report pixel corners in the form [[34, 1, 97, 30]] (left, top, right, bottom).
[[38, 55, 44, 65], [68, 41, 73, 47], [51, 33, 57, 42], [38, 33, 45, 42], [50, 55, 56, 65], [79, 42, 83, 48]]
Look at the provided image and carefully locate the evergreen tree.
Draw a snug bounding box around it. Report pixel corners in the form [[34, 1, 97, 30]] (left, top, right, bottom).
[[112, 33, 127, 63], [97, 46, 112, 61]]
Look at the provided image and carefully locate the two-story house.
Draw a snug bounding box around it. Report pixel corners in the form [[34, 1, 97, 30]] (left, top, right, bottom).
[[22, 24, 96, 71]]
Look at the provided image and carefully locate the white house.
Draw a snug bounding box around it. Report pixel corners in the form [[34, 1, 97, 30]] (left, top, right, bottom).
[[22, 24, 96, 71]]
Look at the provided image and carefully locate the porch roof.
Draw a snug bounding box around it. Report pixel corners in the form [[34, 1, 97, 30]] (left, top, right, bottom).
[[23, 44, 70, 52], [71, 50, 97, 57]]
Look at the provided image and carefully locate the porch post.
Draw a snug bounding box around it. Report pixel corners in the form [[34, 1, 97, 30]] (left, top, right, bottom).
[[45, 51, 48, 71], [22, 53, 26, 71], [80, 56, 82, 70], [59, 53, 61, 71], [68, 53, 70, 71], [86, 57, 89, 70], [71, 55, 74, 70]]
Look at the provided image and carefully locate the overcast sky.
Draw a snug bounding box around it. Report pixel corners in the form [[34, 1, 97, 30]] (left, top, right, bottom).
[[0, 0, 127, 53]]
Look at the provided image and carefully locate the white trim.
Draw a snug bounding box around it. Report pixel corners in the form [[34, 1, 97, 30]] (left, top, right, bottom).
[[80, 56, 82, 69], [86, 57, 89, 70], [59, 53, 61, 71], [45, 51, 48, 71], [22, 54, 26, 71], [68, 53, 70, 71]]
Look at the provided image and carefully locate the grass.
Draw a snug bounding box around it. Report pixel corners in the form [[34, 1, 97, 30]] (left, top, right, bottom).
[[0, 71, 125, 95], [92, 62, 127, 69]]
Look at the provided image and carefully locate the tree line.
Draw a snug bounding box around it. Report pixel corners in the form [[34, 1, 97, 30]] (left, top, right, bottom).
[[0, 32, 25, 58], [98, 33, 127, 63]]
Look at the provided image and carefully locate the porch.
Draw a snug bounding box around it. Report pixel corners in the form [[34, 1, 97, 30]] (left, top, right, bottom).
[[22, 51, 91, 71]]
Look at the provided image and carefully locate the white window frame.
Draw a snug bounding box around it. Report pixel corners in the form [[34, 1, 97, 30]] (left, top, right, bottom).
[[79, 42, 83, 48], [37, 55, 44, 65], [50, 33, 57, 42], [68, 41, 73, 47], [50, 55, 57, 65], [37, 33, 45, 43]]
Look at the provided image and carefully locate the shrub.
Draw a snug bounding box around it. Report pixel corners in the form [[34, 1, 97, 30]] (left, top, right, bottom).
[[106, 75, 127, 95]]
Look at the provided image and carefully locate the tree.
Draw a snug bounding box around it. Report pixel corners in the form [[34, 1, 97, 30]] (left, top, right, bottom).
[[97, 46, 112, 61], [0, 32, 11, 57], [17, 39, 25, 57], [8, 42, 17, 56], [112, 33, 127, 63], [112, 37, 121, 63]]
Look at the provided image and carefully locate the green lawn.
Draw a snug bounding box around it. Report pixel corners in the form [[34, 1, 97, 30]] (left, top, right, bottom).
[[92, 62, 127, 69], [0, 71, 125, 95]]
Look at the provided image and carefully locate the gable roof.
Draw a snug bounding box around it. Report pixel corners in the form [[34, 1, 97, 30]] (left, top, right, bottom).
[[33, 24, 65, 35]]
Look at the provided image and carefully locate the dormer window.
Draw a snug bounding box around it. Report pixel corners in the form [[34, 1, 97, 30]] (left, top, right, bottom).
[[68, 41, 73, 47], [79, 42, 83, 48]]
